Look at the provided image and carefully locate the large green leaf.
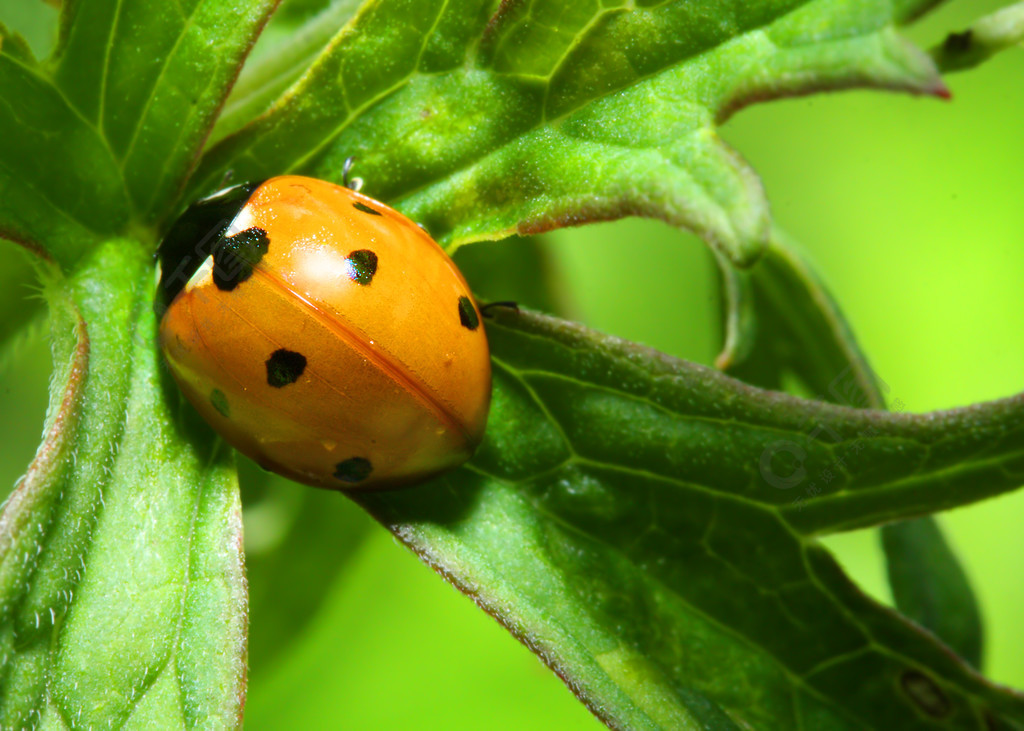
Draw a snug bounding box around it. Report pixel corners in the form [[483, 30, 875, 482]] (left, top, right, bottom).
[[191, 0, 947, 265], [0, 242, 247, 727], [0, 0, 277, 723], [358, 309, 1024, 730]]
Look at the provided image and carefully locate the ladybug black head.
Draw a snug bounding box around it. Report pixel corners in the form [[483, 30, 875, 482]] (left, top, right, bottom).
[[155, 181, 264, 315]]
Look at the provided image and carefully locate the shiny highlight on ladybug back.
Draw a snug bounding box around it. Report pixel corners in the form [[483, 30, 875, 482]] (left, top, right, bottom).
[[156, 175, 492, 489]]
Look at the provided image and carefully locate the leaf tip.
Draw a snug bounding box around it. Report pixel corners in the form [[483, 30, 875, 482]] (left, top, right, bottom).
[[930, 79, 952, 100]]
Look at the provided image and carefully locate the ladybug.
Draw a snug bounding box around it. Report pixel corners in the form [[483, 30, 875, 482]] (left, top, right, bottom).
[[156, 175, 491, 489]]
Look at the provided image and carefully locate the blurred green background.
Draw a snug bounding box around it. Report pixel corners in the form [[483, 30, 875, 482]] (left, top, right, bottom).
[[0, 1, 1021, 728]]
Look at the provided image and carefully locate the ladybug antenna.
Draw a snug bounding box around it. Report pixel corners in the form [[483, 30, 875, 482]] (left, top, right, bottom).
[[343, 156, 364, 192], [480, 301, 519, 318]]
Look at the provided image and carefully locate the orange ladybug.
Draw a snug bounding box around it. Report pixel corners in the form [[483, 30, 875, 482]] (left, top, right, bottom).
[[156, 175, 491, 489]]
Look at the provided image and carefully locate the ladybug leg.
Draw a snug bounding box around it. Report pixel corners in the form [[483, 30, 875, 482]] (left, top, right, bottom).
[[479, 301, 519, 318], [342, 156, 364, 192]]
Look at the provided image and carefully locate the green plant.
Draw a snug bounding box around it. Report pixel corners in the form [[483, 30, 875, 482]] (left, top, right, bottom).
[[1, 0, 1022, 728]]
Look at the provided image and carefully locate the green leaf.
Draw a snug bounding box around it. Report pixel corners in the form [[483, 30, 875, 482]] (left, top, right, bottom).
[[192, 0, 946, 266], [931, 2, 1024, 74], [0, 4, 280, 713], [0, 0, 277, 266], [0, 241, 246, 728], [0, 32, 129, 262], [717, 230, 986, 670], [357, 309, 1024, 730], [52, 0, 279, 224], [882, 518, 984, 669]]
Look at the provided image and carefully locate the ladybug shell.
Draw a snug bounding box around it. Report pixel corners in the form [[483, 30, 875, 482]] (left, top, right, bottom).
[[157, 176, 491, 489]]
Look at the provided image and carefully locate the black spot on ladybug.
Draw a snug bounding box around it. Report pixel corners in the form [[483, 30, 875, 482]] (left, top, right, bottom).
[[266, 349, 306, 387], [334, 457, 373, 484], [346, 249, 378, 285], [210, 388, 230, 417], [353, 201, 382, 216], [213, 227, 269, 291], [458, 296, 479, 331], [900, 670, 950, 719]]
